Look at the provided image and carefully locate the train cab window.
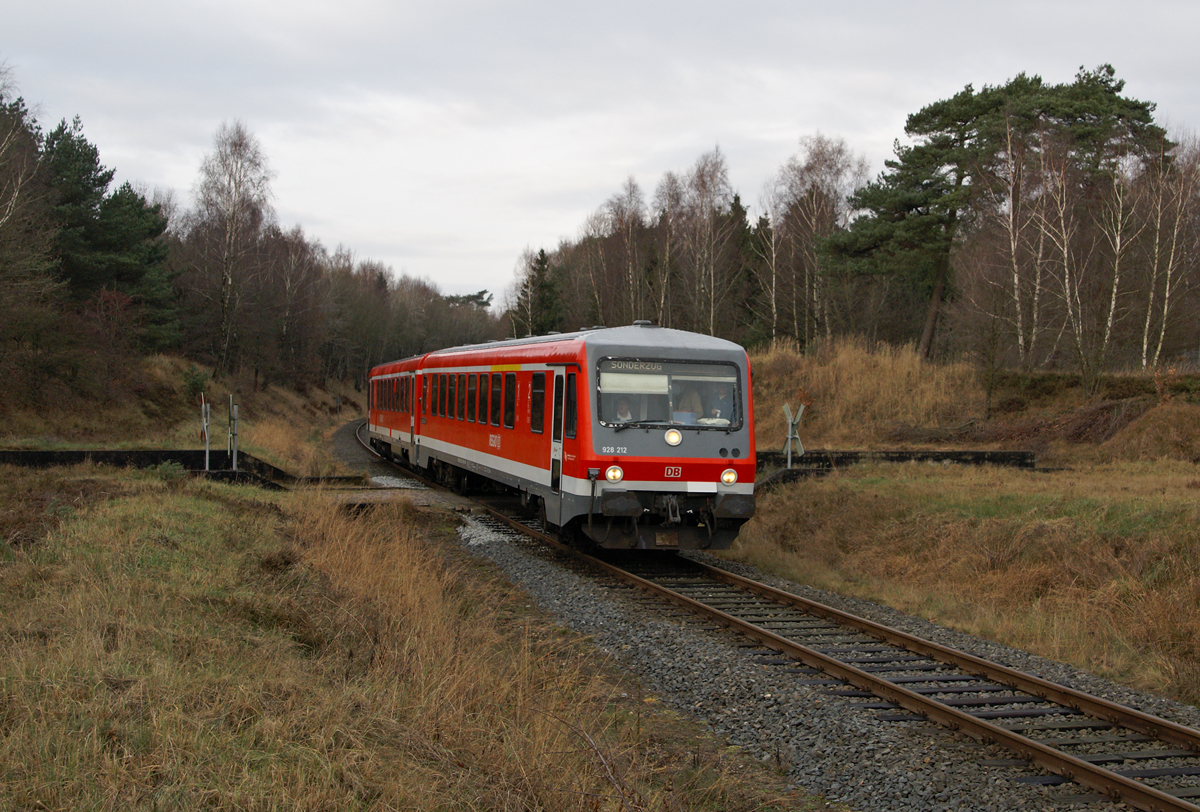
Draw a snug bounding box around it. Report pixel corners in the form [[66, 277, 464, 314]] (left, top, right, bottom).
[[597, 359, 741, 429], [447, 374, 457, 419], [490, 374, 503, 426], [530, 372, 545, 434], [503, 372, 517, 429], [467, 374, 477, 422], [565, 372, 577, 439], [457, 374, 467, 420]]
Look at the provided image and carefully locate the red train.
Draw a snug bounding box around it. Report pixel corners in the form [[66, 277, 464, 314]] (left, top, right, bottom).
[[366, 321, 756, 550]]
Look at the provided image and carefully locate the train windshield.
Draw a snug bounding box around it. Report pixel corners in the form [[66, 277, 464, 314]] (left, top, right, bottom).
[[598, 359, 741, 429]]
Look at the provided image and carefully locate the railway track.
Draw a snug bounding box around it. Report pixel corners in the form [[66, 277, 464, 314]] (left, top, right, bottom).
[[353, 422, 1200, 809]]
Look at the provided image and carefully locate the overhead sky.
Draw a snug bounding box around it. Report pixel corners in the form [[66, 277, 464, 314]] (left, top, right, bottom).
[[6, 1, 1200, 305]]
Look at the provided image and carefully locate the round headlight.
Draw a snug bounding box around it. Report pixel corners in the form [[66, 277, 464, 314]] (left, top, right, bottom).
[[605, 465, 624, 483], [720, 468, 738, 485], [664, 428, 683, 446]]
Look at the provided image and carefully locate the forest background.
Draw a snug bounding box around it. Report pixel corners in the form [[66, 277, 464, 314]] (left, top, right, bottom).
[[2, 60, 1198, 410]]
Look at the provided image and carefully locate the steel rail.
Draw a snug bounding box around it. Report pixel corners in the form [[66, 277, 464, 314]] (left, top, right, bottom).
[[693, 560, 1200, 753], [655, 561, 1200, 812], [358, 425, 1200, 810]]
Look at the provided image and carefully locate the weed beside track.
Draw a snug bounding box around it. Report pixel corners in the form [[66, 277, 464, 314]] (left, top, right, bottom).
[[0, 464, 813, 810]]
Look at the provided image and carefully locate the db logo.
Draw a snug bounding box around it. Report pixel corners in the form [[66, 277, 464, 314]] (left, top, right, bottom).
[[664, 466, 682, 478]]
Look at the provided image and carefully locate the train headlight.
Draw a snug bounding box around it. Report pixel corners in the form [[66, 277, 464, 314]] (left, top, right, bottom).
[[605, 465, 624, 483], [720, 468, 738, 485], [664, 428, 682, 447]]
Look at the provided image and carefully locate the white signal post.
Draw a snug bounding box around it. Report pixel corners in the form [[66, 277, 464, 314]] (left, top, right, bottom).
[[782, 402, 805, 469]]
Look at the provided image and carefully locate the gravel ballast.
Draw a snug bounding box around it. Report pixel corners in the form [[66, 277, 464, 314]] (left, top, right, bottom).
[[456, 516, 1200, 812], [332, 422, 1199, 810]]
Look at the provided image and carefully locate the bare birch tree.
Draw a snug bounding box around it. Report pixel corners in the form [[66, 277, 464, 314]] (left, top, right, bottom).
[[650, 171, 684, 327], [1139, 134, 1199, 368], [679, 147, 736, 335], [605, 177, 646, 324], [777, 134, 868, 346], [751, 177, 785, 342], [192, 120, 274, 377]]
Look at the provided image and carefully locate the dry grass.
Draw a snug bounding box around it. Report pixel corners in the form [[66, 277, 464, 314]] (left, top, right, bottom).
[[0, 355, 364, 462], [731, 460, 1200, 703], [751, 337, 983, 449], [738, 342, 1200, 704], [0, 465, 819, 811], [240, 416, 340, 478]]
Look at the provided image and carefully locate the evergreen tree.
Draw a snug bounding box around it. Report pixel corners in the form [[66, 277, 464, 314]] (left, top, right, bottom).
[[42, 116, 115, 296], [826, 66, 1164, 360], [42, 117, 176, 348]]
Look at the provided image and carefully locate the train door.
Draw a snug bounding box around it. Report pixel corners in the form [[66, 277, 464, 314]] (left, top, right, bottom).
[[408, 373, 416, 447], [550, 371, 564, 493]]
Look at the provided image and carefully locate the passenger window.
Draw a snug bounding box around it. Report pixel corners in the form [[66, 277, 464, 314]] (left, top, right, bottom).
[[467, 374, 477, 422], [530, 372, 545, 434], [448, 374, 457, 419], [503, 373, 516, 429], [457, 374, 467, 420], [490, 374, 502, 426]]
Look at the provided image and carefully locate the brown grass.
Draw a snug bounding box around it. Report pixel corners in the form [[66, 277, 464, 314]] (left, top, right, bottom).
[[751, 337, 983, 449], [0, 355, 364, 459], [729, 335, 1200, 705], [737, 343, 1200, 703], [0, 466, 819, 810], [732, 456, 1200, 702]]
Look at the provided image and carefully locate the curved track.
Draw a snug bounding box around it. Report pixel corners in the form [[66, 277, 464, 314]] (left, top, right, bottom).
[[353, 420, 1200, 809]]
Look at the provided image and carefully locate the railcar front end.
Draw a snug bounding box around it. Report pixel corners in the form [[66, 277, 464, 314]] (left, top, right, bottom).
[[567, 326, 756, 550], [366, 323, 756, 551]]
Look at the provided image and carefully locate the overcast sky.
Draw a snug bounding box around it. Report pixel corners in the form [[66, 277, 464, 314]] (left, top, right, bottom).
[[6, 1, 1200, 304]]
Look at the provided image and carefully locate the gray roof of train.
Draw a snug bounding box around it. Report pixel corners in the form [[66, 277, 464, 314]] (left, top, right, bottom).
[[430, 323, 745, 359], [373, 324, 747, 371]]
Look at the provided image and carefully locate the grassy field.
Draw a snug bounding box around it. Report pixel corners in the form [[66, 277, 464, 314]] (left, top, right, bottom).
[[0, 465, 819, 810], [6, 343, 1200, 807], [0, 358, 823, 811], [736, 338, 1200, 704]]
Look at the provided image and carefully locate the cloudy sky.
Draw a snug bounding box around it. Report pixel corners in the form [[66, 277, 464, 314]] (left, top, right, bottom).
[[6, 1, 1200, 304]]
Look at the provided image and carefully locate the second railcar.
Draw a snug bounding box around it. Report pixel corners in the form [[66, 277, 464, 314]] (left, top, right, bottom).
[[367, 322, 756, 550]]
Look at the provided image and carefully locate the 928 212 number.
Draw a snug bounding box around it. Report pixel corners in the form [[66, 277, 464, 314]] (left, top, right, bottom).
[[600, 446, 627, 454]]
